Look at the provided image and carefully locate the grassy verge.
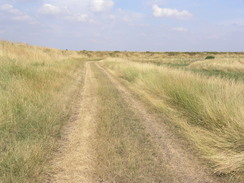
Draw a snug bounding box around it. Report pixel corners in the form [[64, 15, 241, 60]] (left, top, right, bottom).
[[131, 55, 244, 81], [92, 64, 172, 183], [189, 58, 244, 73], [0, 42, 86, 182], [136, 62, 244, 81], [165, 63, 244, 81], [102, 60, 244, 181], [189, 68, 244, 81]]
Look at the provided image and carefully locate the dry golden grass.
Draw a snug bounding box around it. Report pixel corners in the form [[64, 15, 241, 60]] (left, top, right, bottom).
[[102, 58, 244, 181], [92, 64, 171, 182], [0, 41, 83, 63], [189, 58, 244, 73], [1, 40, 243, 182], [51, 63, 97, 183], [0, 40, 86, 182]]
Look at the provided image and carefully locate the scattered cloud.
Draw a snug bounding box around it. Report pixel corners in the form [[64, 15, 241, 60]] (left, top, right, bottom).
[[12, 15, 31, 21], [152, 4, 192, 19], [65, 14, 94, 23], [36, 2, 98, 23], [38, 4, 62, 15], [0, 4, 34, 23], [0, 1, 243, 51], [0, 4, 20, 14], [112, 9, 144, 25], [172, 27, 188, 32], [90, 0, 114, 12]]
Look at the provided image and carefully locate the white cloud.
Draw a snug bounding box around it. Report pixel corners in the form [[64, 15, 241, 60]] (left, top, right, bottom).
[[113, 9, 144, 24], [0, 4, 19, 14], [0, 4, 34, 23], [172, 27, 188, 32], [152, 4, 192, 19], [38, 4, 61, 15], [65, 14, 93, 23], [90, 0, 114, 12], [12, 15, 32, 21], [37, 2, 97, 23]]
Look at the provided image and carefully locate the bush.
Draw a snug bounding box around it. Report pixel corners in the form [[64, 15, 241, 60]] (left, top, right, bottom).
[[205, 56, 215, 60]]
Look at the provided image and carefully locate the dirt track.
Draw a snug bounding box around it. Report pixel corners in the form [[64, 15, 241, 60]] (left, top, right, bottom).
[[51, 62, 97, 183], [49, 62, 223, 183]]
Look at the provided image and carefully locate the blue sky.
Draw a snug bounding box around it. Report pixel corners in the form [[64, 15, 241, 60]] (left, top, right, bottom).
[[0, 0, 243, 51]]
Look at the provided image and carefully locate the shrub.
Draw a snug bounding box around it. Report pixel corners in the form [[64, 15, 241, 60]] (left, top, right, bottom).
[[205, 56, 215, 60]]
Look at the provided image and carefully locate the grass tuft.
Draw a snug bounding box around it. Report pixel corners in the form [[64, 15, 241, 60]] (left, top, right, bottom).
[[103, 59, 244, 180], [0, 41, 86, 182]]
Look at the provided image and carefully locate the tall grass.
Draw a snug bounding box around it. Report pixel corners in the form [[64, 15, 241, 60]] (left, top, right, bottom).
[[0, 41, 86, 182], [129, 55, 244, 81], [103, 59, 244, 180], [189, 58, 244, 73]]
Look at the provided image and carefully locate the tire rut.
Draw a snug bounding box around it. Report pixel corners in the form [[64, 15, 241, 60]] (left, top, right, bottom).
[[50, 62, 97, 183], [95, 63, 222, 183]]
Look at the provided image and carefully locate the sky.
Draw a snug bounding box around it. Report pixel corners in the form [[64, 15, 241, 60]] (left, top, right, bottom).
[[0, 0, 243, 51]]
